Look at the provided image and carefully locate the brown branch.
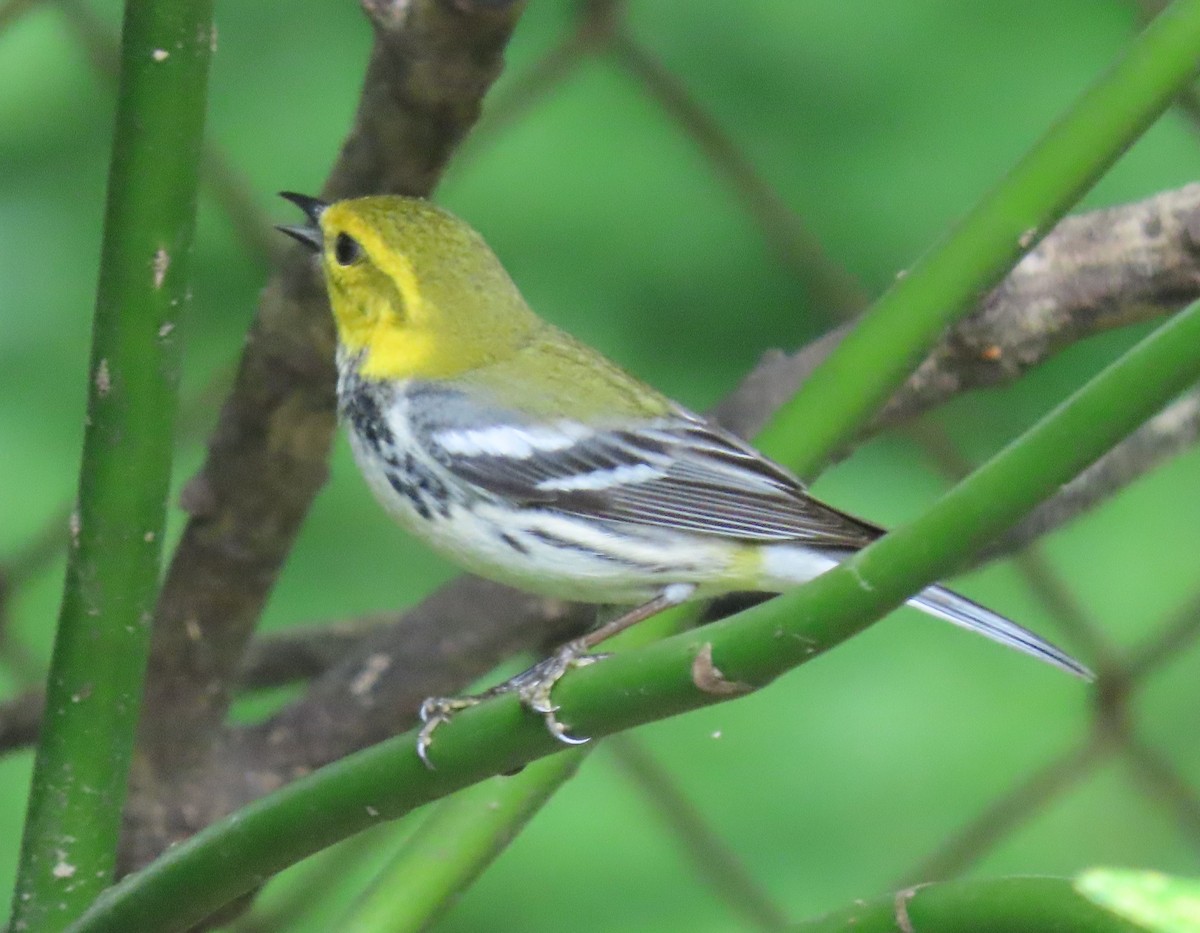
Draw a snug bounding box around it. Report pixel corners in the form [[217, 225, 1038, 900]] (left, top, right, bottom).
[[123, 0, 526, 872], [712, 183, 1200, 440], [231, 578, 589, 781], [880, 184, 1200, 426], [0, 617, 385, 757]]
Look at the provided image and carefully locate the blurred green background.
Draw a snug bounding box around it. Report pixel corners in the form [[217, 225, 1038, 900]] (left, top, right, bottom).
[[3, 0, 1199, 929]]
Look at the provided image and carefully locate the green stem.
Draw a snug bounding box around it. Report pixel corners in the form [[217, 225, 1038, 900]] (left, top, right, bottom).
[[67, 293, 1200, 933], [335, 753, 585, 933], [794, 877, 1139, 933], [755, 0, 1200, 480], [9, 1, 212, 929]]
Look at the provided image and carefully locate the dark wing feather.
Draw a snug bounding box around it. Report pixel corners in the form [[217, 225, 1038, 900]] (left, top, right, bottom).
[[414, 383, 875, 548]]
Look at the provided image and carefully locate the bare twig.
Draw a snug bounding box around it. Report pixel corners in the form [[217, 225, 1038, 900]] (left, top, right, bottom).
[[715, 184, 1200, 440], [881, 185, 1200, 425], [0, 617, 388, 758]]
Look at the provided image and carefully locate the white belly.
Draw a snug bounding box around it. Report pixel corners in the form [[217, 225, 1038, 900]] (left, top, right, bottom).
[[349, 427, 743, 604]]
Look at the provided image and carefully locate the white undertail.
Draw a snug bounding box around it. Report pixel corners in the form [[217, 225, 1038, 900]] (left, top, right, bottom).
[[760, 544, 1091, 679]]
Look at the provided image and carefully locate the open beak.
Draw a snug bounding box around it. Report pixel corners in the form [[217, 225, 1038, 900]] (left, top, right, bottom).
[[276, 191, 328, 252]]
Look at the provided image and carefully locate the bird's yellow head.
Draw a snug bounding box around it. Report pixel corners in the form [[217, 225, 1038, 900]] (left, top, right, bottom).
[[279, 194, 540, 380]]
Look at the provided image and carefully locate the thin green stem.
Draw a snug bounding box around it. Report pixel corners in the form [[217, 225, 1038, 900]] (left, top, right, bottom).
[[67, 293, 1200, 933], [755, 0, 1200, 480], [224, 827, 401, 933], [335, 754, 585, 933], [9, 0, 212, 929]]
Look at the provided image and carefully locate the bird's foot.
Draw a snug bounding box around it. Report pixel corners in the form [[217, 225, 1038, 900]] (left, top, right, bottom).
[[416, 638, 608, 769]]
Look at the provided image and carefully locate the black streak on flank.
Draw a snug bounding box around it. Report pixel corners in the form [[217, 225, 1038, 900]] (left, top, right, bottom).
[[343, 389, 394, 451], [383, 453, 453, 523], [388, 470, 434, 521], [404, 454, 451, 518]]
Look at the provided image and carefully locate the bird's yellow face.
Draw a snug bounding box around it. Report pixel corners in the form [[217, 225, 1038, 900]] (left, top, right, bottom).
[[313, 196, 539, 381]]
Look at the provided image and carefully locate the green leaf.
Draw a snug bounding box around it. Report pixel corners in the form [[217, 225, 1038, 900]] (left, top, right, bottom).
[[1077, 868, 1200, 933]]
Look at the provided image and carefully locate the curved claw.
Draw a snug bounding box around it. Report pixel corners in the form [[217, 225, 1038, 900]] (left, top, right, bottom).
[[412, 643, 612, 767], [415, 695, 483, 770], [548, 724, 592, 746], [416, 721, 440, 770], [537, 703, 592, 746]]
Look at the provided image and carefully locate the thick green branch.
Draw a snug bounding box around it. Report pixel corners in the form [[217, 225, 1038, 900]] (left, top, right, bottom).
[[10, 0, 212, 928]]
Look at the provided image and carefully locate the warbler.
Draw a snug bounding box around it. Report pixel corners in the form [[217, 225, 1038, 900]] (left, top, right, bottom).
[[278, 193, 1089, 763]]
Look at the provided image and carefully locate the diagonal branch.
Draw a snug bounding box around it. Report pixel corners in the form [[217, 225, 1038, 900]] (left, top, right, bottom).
[[712, 183, 1200, 438]]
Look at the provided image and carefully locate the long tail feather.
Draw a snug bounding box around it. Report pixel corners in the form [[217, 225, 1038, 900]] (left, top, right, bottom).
[[908, 584, 1092, 679]]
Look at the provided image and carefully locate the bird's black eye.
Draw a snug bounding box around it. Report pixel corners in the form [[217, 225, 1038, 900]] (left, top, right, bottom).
[[334, 232, 362, 266]]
